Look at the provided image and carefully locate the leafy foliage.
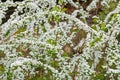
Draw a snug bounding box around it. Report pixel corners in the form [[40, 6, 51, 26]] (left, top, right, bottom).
[[0, 0, 120, 80]]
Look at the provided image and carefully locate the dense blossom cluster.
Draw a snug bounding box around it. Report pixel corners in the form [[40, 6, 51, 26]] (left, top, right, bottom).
[[0, 0, 120, 80]]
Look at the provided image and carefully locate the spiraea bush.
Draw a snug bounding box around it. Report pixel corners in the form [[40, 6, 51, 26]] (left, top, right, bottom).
[[0, 0, 120, 80]]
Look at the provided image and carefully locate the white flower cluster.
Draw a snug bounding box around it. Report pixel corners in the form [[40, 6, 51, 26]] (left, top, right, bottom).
[[0, 0, 120, 80]]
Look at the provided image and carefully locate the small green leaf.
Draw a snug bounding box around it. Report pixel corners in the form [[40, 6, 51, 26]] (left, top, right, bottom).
[[0, 64, 5, 73], [7, 71, 13, 80], [93, 18, 98, 23], [71, 28, 79, 32], [47, 39, 56, 46], [15, 27, 26, 34], [112, 14, 118, 22], [99, 23, 108, 32], [51, 5, 61, 12], [3, 30, 10, 37], [42, 27, 47, 32], [112, 14, 117, 18], [62, 52, 68, 57], [90, 42, 95, 46], [94, 37, 101, 42], [18, 52, 23, 56], [58, 0, 64, 5], [37, 77, 43, 80], [47, 49, 57, 58], [94, 74, 105, 80], [50, 61, 58, 67], [92, 25, 97, 31], [62, 8, 67, 12], [90, 37, 102, 46], [0, 50, 5, 58], [53, 15, 61, 22], [99, 23, 105, 28], [103, 28, 108, 32]]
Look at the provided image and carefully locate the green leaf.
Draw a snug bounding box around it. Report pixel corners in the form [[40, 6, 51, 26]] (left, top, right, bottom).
[[92, 25, 97, 31], [99, 23, 108, 32], [99, 12, 106, 20], [0, 64, 5, 73], [90, 37, 102, 46], [42, 26, 47, 33], [112, 13, 118, 22], [53, 15, 61, 22], [62, 8, 67, 12], [99, 23, 105, 28], [94, 74, 105, 80], [71, 28, 79, 32], [93, 18, 98, 23], [103, 28, 108, 32], [90, 42, 95, 46], [51, 5, 61, 12], [58, 0, 64, 5], [47, 39, 56, 46], [50, 61, 58, 67], [0, 50, 5, 58], [47, 49, 57, 58], [112, 14, 117, 18], [37, 77, 43, 80], [7, 70, 13, 80], [18, 52, 23, 56], [94, 37, 101, 42], [15, 27, 26, 34], [3, 29, 10, 37], [62, 52, 68, 57]]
